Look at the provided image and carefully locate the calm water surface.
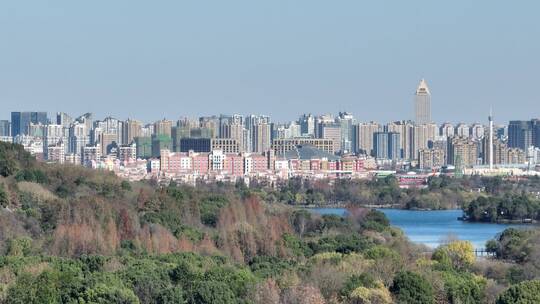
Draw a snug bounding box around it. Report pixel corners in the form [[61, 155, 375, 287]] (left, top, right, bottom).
[[311, 208, 523, 249]]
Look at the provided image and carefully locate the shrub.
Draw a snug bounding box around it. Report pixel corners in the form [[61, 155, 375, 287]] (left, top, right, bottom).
[[390, 271, 434, 304], [497, 280, 540, 304]]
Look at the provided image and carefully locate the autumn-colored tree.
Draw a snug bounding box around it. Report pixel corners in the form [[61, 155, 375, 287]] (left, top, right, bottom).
[[433, 240, 475, 270], [281, 285, 326, 304], [252, 278, 281, 304]]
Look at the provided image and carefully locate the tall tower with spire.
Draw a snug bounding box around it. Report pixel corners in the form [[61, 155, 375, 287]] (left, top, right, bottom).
[[489, 108, 494, 170], [414, 79, 431, 124]]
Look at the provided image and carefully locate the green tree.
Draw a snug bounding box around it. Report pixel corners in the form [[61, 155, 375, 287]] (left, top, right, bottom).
[[6, 237, 33, 257], [191, 281, 236, 304], [390, 271, 434, 304], [0, 183, 9, 207], [497, 280, 540, 304]]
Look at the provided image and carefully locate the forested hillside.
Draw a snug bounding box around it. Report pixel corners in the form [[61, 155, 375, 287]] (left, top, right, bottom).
[[1, 141, 539, 303]]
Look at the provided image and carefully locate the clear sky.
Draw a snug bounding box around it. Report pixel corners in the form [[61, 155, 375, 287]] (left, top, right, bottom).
[[1, 1, 539, 124]]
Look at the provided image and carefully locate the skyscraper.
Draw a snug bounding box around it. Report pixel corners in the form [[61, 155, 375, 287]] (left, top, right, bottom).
[[414, 79, 431, 124], [11, 111, 48, 137], [0, 120, 10, 137], [508, 120, 539, 150]]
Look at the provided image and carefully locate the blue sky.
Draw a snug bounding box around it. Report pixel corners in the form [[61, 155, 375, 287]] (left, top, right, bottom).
[[1, 1, 539, 124]]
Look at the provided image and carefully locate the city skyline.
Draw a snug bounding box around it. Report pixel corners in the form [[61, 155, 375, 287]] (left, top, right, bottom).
[[1, 2, 540, 123]]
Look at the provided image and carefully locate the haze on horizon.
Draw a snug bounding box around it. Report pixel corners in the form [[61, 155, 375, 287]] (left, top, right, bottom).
[[1, 1, 539, 124]]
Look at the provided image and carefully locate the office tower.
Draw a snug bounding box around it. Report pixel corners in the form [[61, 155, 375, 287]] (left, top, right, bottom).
[[373, 132, 401, 160], [414, 79, 431, 124], [298, 114, 315, 136], [0, 120, 10, 137], [11, 112, 48, 136], [354, 122, 381, 155], [337, 112, 355, 153], [439, 123, 455, 138], [418, 148, 445, 169], [447, 137, 479, 167], [455, 123, 470, 138], [123, 119, 142, 144], [179, 138, 212, 152], [153, 119, 173, 137], [508, 120, 539, 150], [56, 112, 73, 127]]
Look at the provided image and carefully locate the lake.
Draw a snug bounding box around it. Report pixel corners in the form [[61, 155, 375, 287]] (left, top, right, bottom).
[[310, 208, 523, 249]]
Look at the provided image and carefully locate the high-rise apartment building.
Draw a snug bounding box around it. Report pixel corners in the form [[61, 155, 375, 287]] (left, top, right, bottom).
[[123, 119, 142, 144], [454, 123, 470, 138], [439, 123, 455, 138], [386, 121, 414, 159], [413, 123, 438, 160], [245, 115, 271, 153], [354, 122, 381, 155], [447, 137, 479, 167], [153, 119, 173, 137], [482, 136, 508, 165], [470, 123, 485, 140], [199, 116, 220, 138], [414, 79, 431, 124], [507, 148, 526, 164], [418, 148, 445, 169], [68, 122, 88, 156], [373, 132, 401, 160]]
